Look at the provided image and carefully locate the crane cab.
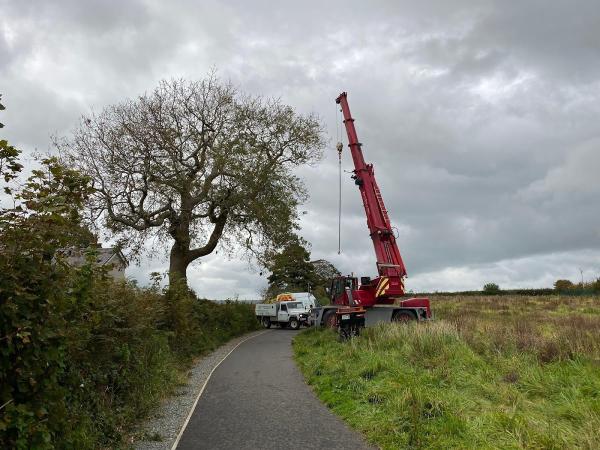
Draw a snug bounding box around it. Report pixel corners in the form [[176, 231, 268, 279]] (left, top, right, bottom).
[[329, 275, 384, 307], [328, 276, 358, 305]]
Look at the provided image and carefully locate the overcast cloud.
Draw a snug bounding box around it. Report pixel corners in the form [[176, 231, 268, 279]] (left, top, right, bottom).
[[2, 0, 599, 298]]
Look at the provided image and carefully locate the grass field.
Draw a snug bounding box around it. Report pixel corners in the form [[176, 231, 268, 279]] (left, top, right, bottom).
[[293, 295, 600, 449]]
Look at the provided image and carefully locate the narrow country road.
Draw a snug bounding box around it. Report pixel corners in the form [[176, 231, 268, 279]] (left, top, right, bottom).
[[176, 329, 374, 450]]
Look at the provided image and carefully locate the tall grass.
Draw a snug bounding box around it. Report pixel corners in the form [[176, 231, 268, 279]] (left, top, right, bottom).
[[435, 295, 600, 362], [294, 295, 600, 449]]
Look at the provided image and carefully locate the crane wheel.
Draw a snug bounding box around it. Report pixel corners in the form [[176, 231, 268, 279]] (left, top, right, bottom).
[[289, 318, 300, 330], [323, 310, 338, 328], [262, 318, 272, 329], [392, 311, 416, 323]]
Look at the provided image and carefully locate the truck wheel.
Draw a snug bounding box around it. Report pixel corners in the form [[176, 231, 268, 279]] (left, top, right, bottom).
[[262, 317, 271, 329], [392, 311, 416, 323], [289, 318, 300, 330], [323, 310, 337, 328]]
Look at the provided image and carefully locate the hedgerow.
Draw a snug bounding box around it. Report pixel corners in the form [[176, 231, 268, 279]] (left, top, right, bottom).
[[0, 142, 258, 448]]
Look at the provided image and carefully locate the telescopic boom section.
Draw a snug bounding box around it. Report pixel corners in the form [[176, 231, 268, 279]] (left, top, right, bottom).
[[336, 92, 407, 281]]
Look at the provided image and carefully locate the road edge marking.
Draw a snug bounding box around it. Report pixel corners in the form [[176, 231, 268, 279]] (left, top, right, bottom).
[[171, 330, 270, 449]]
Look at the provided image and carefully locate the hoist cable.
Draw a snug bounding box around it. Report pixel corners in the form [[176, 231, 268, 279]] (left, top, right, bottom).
[[336, 105, 343, 255], [338, 147, 342, 254]]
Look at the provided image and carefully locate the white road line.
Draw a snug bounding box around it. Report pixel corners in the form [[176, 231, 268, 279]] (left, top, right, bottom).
[[171, 330, 270, 449]]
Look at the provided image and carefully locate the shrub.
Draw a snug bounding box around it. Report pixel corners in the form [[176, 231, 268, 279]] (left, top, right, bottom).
[[482, 283, 500, 294], [590, 277, 600, 293], [0, 155, 259, 448], [554, 279, 574, 292], [0, 156, 97, 448]]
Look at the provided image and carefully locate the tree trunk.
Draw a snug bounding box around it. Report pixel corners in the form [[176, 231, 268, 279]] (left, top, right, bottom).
[[169, 243, 189, 287], [168, 194, 193, 289], [167, 200, 227, 290]]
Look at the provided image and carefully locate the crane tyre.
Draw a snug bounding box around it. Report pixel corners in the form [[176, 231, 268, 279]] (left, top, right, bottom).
[[289, 318, 300, 330], [262, 317, 271, 329], [392, 311, 416, 323]]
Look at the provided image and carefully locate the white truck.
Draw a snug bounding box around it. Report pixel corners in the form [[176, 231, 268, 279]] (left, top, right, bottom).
[[255, 301, 311, 330], [288, 292, 319, 309], [267, 292, 319, 309]]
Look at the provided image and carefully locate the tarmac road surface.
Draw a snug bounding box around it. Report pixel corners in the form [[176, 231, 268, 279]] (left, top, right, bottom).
[[176, 329, 374, 450]]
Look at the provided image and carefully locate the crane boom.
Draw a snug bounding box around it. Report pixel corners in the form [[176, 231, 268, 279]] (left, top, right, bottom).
[[336, 92, 407, 283], [315, 91, 431, 326]]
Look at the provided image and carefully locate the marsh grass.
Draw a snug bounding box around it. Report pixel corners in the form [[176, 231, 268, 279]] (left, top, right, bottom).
[[294, 295, 600, 449]]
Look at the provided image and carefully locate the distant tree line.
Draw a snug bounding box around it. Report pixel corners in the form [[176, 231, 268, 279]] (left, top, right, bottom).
[[414, 277, 600, 297], [554, 278, 600, 295], [415, 288, 556, 297]]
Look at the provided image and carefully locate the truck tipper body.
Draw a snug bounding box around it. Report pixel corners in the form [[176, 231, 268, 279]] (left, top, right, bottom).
[[264, 292, 319, 309]]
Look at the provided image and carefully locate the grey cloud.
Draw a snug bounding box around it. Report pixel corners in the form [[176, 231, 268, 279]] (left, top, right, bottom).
[[410, 249, 600, 292], [1, 79, 82, 152], [2, 0, 599, 297]]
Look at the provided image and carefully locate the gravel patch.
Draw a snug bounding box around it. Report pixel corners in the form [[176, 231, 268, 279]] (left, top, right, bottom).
[[133, 330, 268, 450]]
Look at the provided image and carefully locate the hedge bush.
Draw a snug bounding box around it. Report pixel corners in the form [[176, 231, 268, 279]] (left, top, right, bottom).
[[0, 153, 259, 448]]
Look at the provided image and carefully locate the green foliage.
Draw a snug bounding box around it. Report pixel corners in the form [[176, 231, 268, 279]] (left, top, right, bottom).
[[0, 154, 259, 448], [554, 279, 574, 292], [1, 156, 96, 448], [162, 281, 259, 358], [554, 277, 600, 295], [264, 242, 340, 305], [59, 76, 325, 286], [294, 295, 600, 449], [0, 140, 22, 188], [0, 95, 24, 189], [265, 238, 317, 297], [482, 282, 500, 294], [310, 259, 341, 305]]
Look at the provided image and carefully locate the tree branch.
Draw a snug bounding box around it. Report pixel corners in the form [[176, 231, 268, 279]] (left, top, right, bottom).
[[186, 211, 228, 263]]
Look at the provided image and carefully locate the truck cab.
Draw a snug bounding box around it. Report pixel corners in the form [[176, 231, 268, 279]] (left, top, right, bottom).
[[277, 302, 291, 323], [277, 292, 319, 309]]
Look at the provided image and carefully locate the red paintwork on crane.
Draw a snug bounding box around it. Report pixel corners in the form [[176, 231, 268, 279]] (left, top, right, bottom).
[[333, 92, 430, 316], [336, 92, 407, 282]]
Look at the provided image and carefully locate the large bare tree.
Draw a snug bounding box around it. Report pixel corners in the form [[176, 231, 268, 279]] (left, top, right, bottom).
[[60, 77, 324, 286]]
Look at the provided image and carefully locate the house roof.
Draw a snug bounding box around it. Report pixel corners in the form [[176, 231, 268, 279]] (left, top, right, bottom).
[[95, 247, 128, 267], [64, 246, 128, 268]]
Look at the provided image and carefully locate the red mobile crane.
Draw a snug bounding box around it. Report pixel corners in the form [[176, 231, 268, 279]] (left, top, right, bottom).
[[315, 92, 432, 330]]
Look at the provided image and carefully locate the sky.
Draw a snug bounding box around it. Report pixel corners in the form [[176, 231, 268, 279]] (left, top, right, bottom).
[[1, 0, 599, 298]]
